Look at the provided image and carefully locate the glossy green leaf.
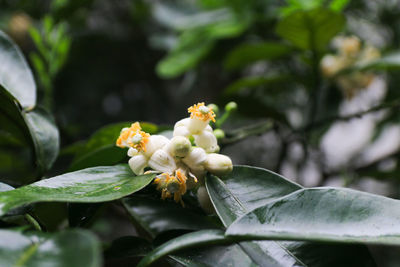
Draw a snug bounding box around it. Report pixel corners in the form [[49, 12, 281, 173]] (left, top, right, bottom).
[[0, 30, 36, 109], [226, 187, 400, 245], [24, 108, 60, 172], [0, 164, 155, 217], [206, 166, 376, 266], [122, 195, 219, 238], [276, 8, 345, 51], [69, 122, 157, 171], [224, 42, 291, 70], [137, 229, 231, 267], [0, 229, 101, 267], [105, 236, 152, 259]]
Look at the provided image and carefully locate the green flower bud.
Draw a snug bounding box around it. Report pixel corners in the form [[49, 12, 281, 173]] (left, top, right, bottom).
[[205, 153, 233, 176], [169, 136, 191, 158], [225, 101, 237, 112], [213, 129, 225, 139], [207, 103, 219, 114]]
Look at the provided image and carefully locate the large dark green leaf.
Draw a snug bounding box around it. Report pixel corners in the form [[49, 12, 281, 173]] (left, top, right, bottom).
[[0, 229, 101, 266], [226, 187, 400, 245], [206, 166, 376, 267], [122, 195, 220, 238], [69, 122, 157, 171], [0, 164, 155, 216], [137, 229, 231, 267], [0, 30, 36, 109], [276, 8, 345, 51], [24, 108, 59, 172], [224, 42, 292, 70]]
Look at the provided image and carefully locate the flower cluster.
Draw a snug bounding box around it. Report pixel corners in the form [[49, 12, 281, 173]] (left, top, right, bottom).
[[116, 103, 233, 206], [321, 36, 380, 98]]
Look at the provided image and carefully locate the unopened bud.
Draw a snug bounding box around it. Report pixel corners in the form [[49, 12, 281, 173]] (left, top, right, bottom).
[[143, 135, 169, 158], [205, 153, 233, 176], [169, 136, 191, 158], [213, 129, 225, 139], [148, 148, 177, 173], [194, 131, 219, 153], [207, 103, 219, 114], [182, 147, 207, 171], [225, 102, 237, 112], [128, 154, 147, 175]]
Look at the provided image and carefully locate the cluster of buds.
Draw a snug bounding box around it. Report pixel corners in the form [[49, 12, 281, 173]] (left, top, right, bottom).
[[116, 103, 233, 207], [320, 36, 380, 99]]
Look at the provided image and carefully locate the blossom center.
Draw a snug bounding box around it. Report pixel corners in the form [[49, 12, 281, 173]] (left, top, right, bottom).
[[131, 133, 143, 144]]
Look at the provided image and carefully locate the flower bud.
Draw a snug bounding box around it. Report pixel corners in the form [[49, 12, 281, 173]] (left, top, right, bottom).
[[169, 136, 191, 158], [174, 118, 190, 128], [143, 135, 169, 158], [194, 131, 219, 153], [148, 148, 177, 174], [197, 186, 215, 214], [128, 154, 147, 175], [204, 153, 233, 176], [182, 147, 207, 171], [213, 129, 225, 139], [207, 103, 219, 114], [173, 126, 190, 138], [225, 101, 237, 112]]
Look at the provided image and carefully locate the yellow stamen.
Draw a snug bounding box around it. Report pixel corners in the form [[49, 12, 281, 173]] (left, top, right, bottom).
[[188, 102, 216, 122], [116, 122, 150, 152]]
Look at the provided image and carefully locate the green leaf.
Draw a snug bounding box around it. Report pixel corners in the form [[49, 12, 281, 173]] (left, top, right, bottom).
[[276, 8, 345, 51], [69, 122, 157, 171], [137, 229, 231, 267], [226, 187, 400, 245], [0, 229, 101, 267], [206, 166, 376, 266], [0, 164, 155, 217], [0, 30, 36, 109], [23, 108, 60, 172], [105, 236, 152, 259], [224, 42, 292, 70], [122, 195, 220, 238]]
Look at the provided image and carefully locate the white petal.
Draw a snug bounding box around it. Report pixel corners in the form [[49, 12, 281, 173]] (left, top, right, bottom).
[[174, 118, 190, 128], [187, 118, 209, 134], [194, 131, 219, 153], [182, 147, 207, 171], [143, 135, 169, 158], [168, 136, 191, 157], [173, 126, 190, 138], [128, 155, 148, 175], [148, 148, 177, 173], [127, 147, 138, 157]]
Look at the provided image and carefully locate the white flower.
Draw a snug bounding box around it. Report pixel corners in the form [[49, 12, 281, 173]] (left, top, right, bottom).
[[194, 131, 219, 153], [148, 147, 177, 174]]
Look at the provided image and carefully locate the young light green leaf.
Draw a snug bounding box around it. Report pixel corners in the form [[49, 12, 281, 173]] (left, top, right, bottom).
[[0, 164, 155, 217], [276, 8, 345, 51], [0, 229, 101, 267], [0, 30, 36, 109], [226, 187, 400, 245]]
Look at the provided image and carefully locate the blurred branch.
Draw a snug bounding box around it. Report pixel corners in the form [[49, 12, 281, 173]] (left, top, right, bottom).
[[220, 120, 274, 145], [302, 98, 400, 132]]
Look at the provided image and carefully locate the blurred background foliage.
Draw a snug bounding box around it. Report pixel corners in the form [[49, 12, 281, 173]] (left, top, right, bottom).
[[3, 0, 400, 264]]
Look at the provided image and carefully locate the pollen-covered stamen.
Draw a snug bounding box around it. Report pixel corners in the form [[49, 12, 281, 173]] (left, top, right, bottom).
[[116, 122, 150, 151], [188, 102, 216, 123]]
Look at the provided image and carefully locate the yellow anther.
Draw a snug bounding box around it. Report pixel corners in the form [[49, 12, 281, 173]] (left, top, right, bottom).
[[116, 122, 150, 152], [188, 102, 216, 122]]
